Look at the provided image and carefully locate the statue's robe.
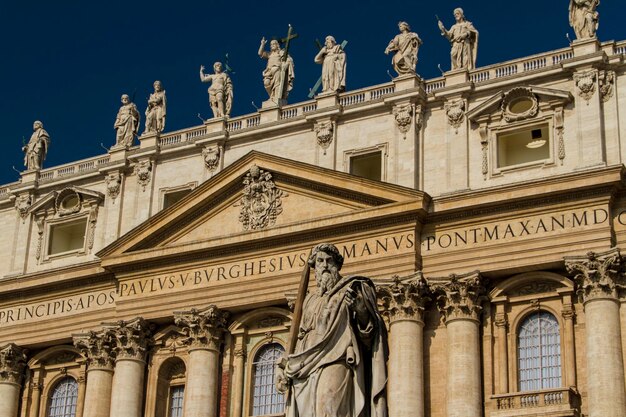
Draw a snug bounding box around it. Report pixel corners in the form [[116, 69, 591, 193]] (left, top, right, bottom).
[[387, 32, 421, 75], [446, 21, 478, 70], [316, 44, 346, 93], [285, 276, 387, 417]]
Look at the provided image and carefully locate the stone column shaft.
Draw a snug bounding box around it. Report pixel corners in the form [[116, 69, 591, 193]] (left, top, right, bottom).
[[561, 305, 577, 387], [0, 344, 27, 417], [175, 305, 228, 417], [0, 383, 21, 417], [494, 314, 509, 394], [82, 369, 114, 417]]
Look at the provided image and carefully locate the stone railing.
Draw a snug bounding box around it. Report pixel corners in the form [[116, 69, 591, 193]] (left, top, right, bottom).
[[227, 114, 261, 132], [491, 388, 580, 416], [616, 40, 626, 55], [338, 83, 395, 107], [160, 125, 208, 147], [279, 100, 317, 120], [0, 182, 20, 199], [425, 77, 446, 93], [38, 154, 111, 182]]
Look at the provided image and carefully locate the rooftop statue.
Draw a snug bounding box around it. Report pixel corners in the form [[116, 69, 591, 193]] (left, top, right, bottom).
[[314, 36, 347, 94], [569, 0, 600, 40], [385, 21, 423, 76], [437, 8, 479, 71], [113, 94, 140, 148], [23, 121, 50, 171], [258, 35, 295, 104], [144, 80, 167, 134], [199, 62, 233, 118], [277, 243, 388, 417]]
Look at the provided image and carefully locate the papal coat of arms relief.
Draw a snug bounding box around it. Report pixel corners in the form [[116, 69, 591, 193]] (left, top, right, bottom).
[[236, 165, 287, 230]]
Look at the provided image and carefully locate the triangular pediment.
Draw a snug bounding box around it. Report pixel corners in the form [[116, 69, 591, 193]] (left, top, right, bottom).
[[98, 151, 429, 271]]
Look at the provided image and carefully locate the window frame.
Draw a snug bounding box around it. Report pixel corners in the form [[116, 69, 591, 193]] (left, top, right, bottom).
[[46, 376, 79, 417], [343, 143, 389, 182], [159, 182, 197, 211], [245, 339, 287, 417], [43, 214, 90, 261]]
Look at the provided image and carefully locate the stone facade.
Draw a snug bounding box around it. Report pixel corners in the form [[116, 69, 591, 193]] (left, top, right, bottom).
[[0, 37, 625, 417]]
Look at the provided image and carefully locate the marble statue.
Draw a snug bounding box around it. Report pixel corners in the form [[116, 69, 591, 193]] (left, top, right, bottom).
[[23, 121, 50, 170], [385, 21, 423, 76], [314, 36, 347, 93], [277, 243, 388, 417], [199, 62, 233, 118], [258, 38, 295, 102], [113, 94, 140, 147], [144, 80, 166, 134], [569, 0, 600, 40], [438, 8, 479, 70]]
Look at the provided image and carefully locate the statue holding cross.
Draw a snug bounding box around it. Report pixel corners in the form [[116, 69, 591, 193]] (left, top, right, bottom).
[[258, 25, 297, 105]]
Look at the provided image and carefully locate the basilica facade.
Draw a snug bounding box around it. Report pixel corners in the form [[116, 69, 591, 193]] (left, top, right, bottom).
[[0, 27, 625, 417]]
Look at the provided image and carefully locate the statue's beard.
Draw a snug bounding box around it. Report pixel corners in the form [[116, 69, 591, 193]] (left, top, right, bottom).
[[317, 270, 339, 295]]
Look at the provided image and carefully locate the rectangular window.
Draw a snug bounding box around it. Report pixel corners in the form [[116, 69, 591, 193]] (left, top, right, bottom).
[[497, 124, 550, 168], [350, 151, 382, 181], [163, 189, 192, 210], [48, 218, 87, 255]]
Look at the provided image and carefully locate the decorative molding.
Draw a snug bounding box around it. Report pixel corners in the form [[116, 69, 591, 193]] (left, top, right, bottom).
[[55, 188, 82, 216], [415, 104, 424, 132], [574, 70, 597, 104], [445, 99, 465, 133], [377, 274, 431, 324], [73, 329, 117, 370], [203, 145, 222, 172], [510, 282, 559, 297], [599, 70, 615, 102], [494, 312, 507, 329], [105, 317, 153, 362], [478, 125, 489, 180], [501, 87, 539, 122], [87, 204, 99, 252], [392, 104, 413, 140], [174, 305, 229, 351], [233, 346, 247, 359], [236, 165, 286, 230], [555, 107, 565, 165], [314, 121, 334, 153], [105, 172, 122, 201], [565, 248, 625, 303], [0, 343, 27, 385], [35, 216, 45, 261], [431, 271, 485, 323], [135, 160, 152, 192]]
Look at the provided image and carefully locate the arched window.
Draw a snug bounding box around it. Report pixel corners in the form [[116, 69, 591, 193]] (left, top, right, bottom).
[[168, 385, 184, 417], [48, 377, 78, 417], [252, 343, 285, 416], [518, 311, 562, 391]]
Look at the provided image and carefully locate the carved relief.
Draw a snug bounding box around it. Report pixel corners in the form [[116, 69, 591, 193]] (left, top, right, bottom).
[[415, 104, 424, 132], [44, 352, 79, 365], [315, 122, 334, 153], [174, 305, 229, 351], [135, 160, 152, 192], [55, 189, 82, 216], [445, 99, 465, 133], [237, 165, 286, 230], [35, 216, 45, 260], [256, 317, 284, 328], [74, 330, 117, 370], [565, 248, 625, 302], [106, 317, 153, 362], [555, 107, 565, 164], [510, 282, 559, 296], [87, 205, 99, 252], [15, 194, 31, 219], [574, 70, 596, 103], [501, 87, 539, 122], [478, 126, 489, 180], [392, 104, 413, 139], [105, 172, 122, 201], [0, 343, 27, 384], [203, 145, 221, 172], [431, 271, 485, 322], [599, 71, 615, 102], [377, 274, 431, 324]]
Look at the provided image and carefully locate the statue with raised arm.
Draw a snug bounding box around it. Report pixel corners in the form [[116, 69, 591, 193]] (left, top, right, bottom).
[[277, 243, 388, 417], [144, 80, 166, 134], [200, 62, 233, 118], [385, 21, 423, 76], [258, 37, 295, 102], [437, 8, 479, 71], [23, 120, 50, 170], [113, 94, 140, 147], [569, 0, 600, 40], [314, 36, 347, 93]]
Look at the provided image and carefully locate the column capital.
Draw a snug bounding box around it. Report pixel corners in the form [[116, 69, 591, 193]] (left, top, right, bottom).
[[103, 317, 153, 362], [174, 305, 229, 351], [73, 329, 116, 370], [431, 271, 485, 323], [377, 273, 431, 324], [565, 248, 625, 303], [0, 343, 27, 385]]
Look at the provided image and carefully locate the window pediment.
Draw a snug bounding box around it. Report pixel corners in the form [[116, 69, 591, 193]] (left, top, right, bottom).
[[28, 186, 103, 218]]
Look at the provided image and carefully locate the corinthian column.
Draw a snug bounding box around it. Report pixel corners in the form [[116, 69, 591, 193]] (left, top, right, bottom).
[[73, 330, 116, 417], [106, 318, 152, 417], [565, 249, 626, 417], [175, 305, 229, 417], [431, 272, 484, 417], [378, 274, 430, 417], [0, 344, 27, 417]]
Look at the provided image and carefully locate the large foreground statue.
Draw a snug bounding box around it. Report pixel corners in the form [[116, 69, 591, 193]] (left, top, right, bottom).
[[278, 243, 388, 417], [569, 0, 600, 40], [438, 8, 479, 70], [23, 121, 50, 170], [385, 21, 422, 76]]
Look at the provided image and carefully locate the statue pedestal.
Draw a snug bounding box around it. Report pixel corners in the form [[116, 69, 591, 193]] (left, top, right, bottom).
[[20, 170, 39, 184], [393, 74, 423, 92], [261, 99, 286, 109], [139, 132, 159, 149], [259, 106, 280, 124], [444, 68, 469, 86], [316, 91, 339, 109], [204, 117, 227, 134], [572, 37, 600, 57], [108, 145, 128, 163]]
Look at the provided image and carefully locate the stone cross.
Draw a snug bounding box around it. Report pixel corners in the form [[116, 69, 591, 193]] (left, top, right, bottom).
[[277, 24, 298, 101]]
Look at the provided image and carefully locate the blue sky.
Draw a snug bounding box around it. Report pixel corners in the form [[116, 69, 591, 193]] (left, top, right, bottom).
[[0, 0, 622, 185]]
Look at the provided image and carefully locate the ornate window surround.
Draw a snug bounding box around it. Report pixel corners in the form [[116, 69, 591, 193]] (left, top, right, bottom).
[[158, 181, 197, 211], [467, 86, 572, 180], [343, 143, 389, 182]]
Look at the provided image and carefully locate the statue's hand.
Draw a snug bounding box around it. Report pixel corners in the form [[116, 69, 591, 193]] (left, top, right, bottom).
[[275, 360, 291, 393], [260, 37, 266, 46], [346, 286, 368, 323], [200, 65, 205, 71]]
